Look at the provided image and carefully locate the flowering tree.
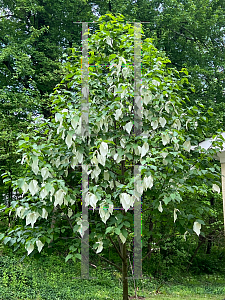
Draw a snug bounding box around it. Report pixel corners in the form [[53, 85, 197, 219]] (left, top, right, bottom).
[[0, 14, 223, 300]]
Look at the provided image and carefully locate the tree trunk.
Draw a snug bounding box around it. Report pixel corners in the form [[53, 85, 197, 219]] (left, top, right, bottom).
[[187, 235, 206, 272], [122, 240, 129, 300]]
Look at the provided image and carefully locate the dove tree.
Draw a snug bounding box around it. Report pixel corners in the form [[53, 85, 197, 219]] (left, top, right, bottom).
[[0, 14, 224, 300]]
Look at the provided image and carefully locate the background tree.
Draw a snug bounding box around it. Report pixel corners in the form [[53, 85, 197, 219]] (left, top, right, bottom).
[[0, 0, 95, 220]]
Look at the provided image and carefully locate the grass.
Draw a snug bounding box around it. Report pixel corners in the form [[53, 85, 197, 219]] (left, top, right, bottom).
[[0, 252, 225, 300]]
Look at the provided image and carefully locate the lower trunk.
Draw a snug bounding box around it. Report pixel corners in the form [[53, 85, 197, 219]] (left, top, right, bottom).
[[122, 241, 129, 300]]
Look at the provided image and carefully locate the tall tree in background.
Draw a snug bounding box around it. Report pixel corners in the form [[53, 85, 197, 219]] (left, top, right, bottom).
[[0, 0, 95, 208]]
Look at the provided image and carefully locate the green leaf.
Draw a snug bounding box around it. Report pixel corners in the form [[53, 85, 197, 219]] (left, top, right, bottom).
[[73, 225, 80, 233], [65, 254, 73, 262], [3, 236, 11, 245], [106, 227, 113, 234], [75, 253, 81, 260], [163, 196, 171, 205], [196, 219, 205, 225], [123, 221, 130, 227], [121, 228, 128, 239], [115, 228, 120, 235]]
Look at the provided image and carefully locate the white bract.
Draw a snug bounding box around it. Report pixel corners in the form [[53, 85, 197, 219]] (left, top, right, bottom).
[[140, 142, 149, 158], [91, 151, 99, 165], [143, 93, 152, 105], [42, 208, 48, 219], [119, 193, 134, 212], [96, 240, 103, 253], [183, 140, 191, 152], [99, 201, 113, 223], [50, 187, 55, 202], [71, 117, 78, 130], [68, 208, 73, 218], [85, 192, 98, 210], [109, 180, 114, 189], [76, 151, 83, 164], [40, 187, 48, 199], [21, 182, 29, 193], [193, 221, 201, 236], [152, 79, 160, 86], [161, 152, 168, 159], [183, 231, 189, 241], [21, 155, 27, 165], [100, 142, 108, 157], [31, 158, 39, 175], [25, 243, 34, 255], [173, 119, 181, 130], [16, 206, 26, 218], [55, 156, 61, 168], [113, 153, 122, 163], [143, 175, 153, 190], [212, 184, 220, 193], [29, 180, 39, 196], [123, 121, 133, 134], [119, 232, 126, 244], [36, 240, 44, 252], [114, 108, 123, 120], [57, 119, 63, 134], [135, 178, 143, 195], [26, 211, 40, 228], [97, 152, 106, 166], [64, 197, 68, 205], [41, 167, 52, 181], [158, 201, 163, 213], [161, 133, 170, 146], [159, 117, 166, 128], [66, 133, 73, 148], [120, 138, 126, 148], [77, 218, 89, 238], [91, 166, 101, 181], [174, 208, 180, 223], [54, 189, 66, 207], [151, 120, 158, 130]]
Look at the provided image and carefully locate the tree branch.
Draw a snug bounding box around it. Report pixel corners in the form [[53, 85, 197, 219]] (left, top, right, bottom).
[[59, 230, 122, 272], [106, 229, 124, 262], [0, 14, 14, 19]]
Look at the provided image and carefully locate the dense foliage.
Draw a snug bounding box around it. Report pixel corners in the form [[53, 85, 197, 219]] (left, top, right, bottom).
[[0, 1, 224, 299], [0, 13, 224, 300]]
